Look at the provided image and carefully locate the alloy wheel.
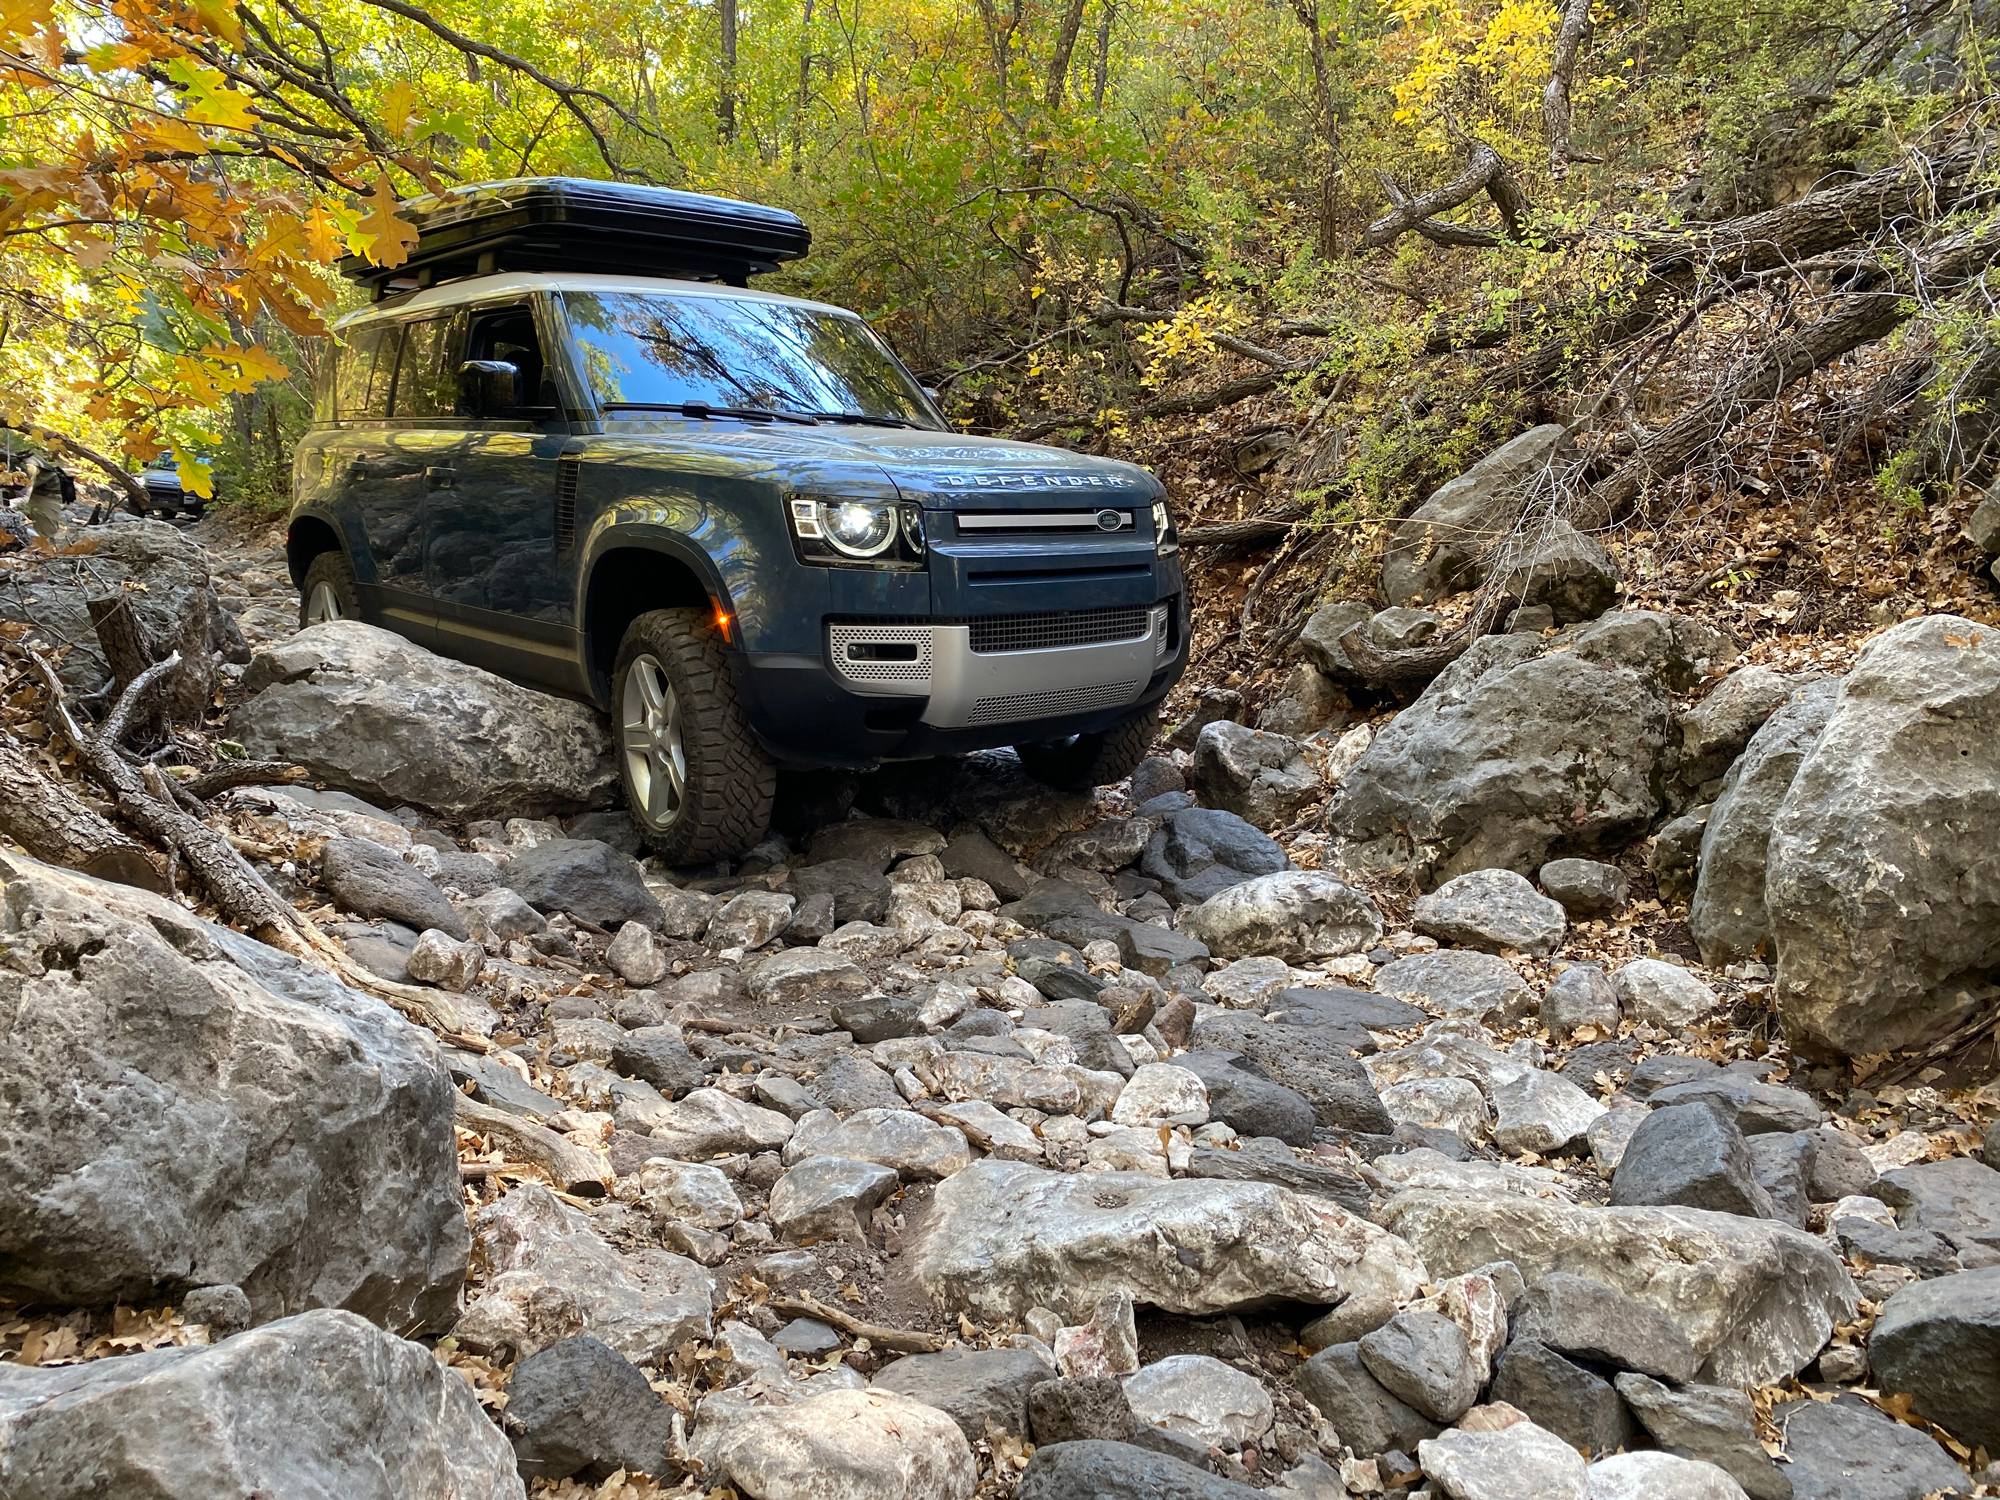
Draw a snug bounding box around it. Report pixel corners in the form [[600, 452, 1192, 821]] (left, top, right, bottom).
[[621, 653, 687, 829], [304, 580, 345, 624]]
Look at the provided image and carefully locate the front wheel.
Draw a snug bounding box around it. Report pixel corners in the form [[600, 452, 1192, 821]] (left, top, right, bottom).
[[614, 608, 776, 864], [298, 550, 358, 630], [1015, 706, 1159, 792]]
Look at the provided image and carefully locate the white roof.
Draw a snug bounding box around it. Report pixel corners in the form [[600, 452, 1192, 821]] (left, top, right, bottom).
[[333, 271, 853, 332]]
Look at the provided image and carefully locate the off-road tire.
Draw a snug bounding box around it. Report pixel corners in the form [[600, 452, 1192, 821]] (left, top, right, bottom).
[[298, 549, 359, 630], [1015, 706, 1159, 792], [614, 608, 775, 864]]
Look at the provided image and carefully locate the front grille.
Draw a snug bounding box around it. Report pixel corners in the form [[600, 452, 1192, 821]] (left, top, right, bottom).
[[969, 606, 1150, 655], [965, 679, 1144, 725]]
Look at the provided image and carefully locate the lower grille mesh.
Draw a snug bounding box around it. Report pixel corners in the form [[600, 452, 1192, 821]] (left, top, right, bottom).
[[964, 679, 1144, 725], [969, 606, 1150, 654]]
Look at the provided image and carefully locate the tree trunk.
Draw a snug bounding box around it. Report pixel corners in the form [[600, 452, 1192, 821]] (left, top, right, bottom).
[[718, 0, 739, 142], [0, 726, 166, 892], [1044, 0, 1089, 109]]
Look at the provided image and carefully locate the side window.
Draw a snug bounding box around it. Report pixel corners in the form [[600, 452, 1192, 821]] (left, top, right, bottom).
[[392, 315, 463, 418], [365, 324, 404, 417], [466, 304, 554, 410], [334, 324, 386, 420]]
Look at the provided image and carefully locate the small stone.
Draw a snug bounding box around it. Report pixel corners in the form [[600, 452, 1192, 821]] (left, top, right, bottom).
[[1016, 1439, 1264, 1499], [1374, 950, 1535, 1022], [1380, 1076, 1490, 1145], [1648, 1076, 1825, 1135], [872, 1346, 1055, 1440], [773, 1317, 843, 1357], [1411, 869, 1567, 957], [1585, 1452, 1757, 1500], [1490, 1068, 1605, 1155], [768, 1156, 899, 1242], [1540, 965, 1620, 1038], [503, 839, 664, 931], [1358, 1311, 1480, 1423], [1028, 1375, 1138, 1445], [605, 922, 666, 986], [642, 1088, 795, 1157], [1510, 1272, 1700, 1384], [706, 888, 796, 950], [1537, 859, 1630, 918], [1123, 1353, 1275, 1450], [1417, 1417, 1589, 1500], [831, 993, 926, 1043], [406, 928, 484, 991], [636, 1158, 742, 1231], [461, 885, 547, 942], [321, 836, 466, 938], [1301, 1292, 1399, 1352], [609, 1028, 704, 1097], [1109, 1063, 1210, 1127], [1295, 1343, 1442, 1458], [178, 1284, 251, 1337], [784, 1107, 971, 1180], [1611, 959, 1718, 1027], [1588, 1107, 1650, 1172], [1054, 1290, 1140, 1379], [701, 1387, 976, 1500]]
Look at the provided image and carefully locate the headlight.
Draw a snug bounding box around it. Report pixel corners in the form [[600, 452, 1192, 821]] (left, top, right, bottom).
[[1152, 498, 1179, 556], [789, 494, 926, 567]]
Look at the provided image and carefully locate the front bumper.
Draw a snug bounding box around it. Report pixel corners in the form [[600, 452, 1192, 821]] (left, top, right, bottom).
[[736, 599, 1188, 768]]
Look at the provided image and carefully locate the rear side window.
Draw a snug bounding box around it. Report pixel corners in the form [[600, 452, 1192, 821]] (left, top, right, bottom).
[[334, 324, 387, 420], [392, 315, 462, 418], [365, 325, 403, 416]]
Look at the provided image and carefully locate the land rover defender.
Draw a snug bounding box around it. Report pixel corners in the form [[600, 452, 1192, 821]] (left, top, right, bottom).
[[287, 178, 1188, 861]]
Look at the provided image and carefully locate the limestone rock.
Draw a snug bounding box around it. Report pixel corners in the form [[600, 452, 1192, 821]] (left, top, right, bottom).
[[1586, 1452, 1751, 1500], [784, 1108, 971, 1180], [744, 947, 869, 1007], [1538, 859, 1630, 919], [768, 1156, 900, 1243], [1868, 1266, 2000, 1452], [1193, 722, 1325, 831], [507, 1334, 678, 1483], [1138, 807, 1291, 906], [701, 1387, 976, 1500], [503, 839, 665, 931], [872, 1347, 1055, 1441], [1182, 871, 1384, 962], [1417, 1416, 1590, 1500], [641, 1089, 795, 1158], [1375, 950, 1534, 1022], [1611, 959, 1719, 1028], [1412, 869, 1567, 956], [233, 621, 614, 820], [1382, 425, 1572, 607], [1123, 1354, 1274, 1449]]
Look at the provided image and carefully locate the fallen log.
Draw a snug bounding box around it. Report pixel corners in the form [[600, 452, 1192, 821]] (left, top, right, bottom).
[[0, 724, 165, 892]]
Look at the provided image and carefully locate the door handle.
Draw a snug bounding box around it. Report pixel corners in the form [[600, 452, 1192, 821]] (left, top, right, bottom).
[[425, 467, 458, 490]]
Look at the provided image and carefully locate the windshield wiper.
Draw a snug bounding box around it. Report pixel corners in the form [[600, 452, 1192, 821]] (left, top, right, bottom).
[[810, 411, 927, 429], [604, 401, 820, 426]]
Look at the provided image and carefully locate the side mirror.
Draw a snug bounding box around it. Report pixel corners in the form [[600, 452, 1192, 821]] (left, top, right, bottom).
[[923, 386, 943, 404], [459, 359, 522, 416]]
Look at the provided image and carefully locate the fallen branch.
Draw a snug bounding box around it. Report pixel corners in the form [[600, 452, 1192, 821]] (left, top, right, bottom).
[[455, 1094, 614, 1196], [765, 1293, 944, 1353], [0, 415, 150, 514], [1362, 142, 1530, 251], [0, 724, 165, 892], [1334, 591, 1511, 684], [185, 759, 309, 800], [1013, 369, 1291, 440]]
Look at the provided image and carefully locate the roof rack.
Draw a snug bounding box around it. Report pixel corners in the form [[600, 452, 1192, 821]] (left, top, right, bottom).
[[337, 178, 812, 298]]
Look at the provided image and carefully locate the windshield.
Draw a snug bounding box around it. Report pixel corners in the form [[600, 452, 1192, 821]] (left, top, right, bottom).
[[561, 291, 938, 427]]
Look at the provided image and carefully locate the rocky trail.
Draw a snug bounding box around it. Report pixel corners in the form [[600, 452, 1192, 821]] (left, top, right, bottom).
[[1, 464, 1998, 1500]]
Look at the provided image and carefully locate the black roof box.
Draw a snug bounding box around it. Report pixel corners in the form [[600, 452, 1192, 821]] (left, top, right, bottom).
[[338, 177, 811, 295]]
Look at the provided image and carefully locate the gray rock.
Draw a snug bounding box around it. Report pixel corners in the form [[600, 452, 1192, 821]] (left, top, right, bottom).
[[782, 890, 838, 944], [1326, 642, 1669, 884], [604, 921, 667, 985], [1028, 1377, 1137, 1445], [1183, 1136, 1370, 1214], [1768, 616, 2000, 1058], [1016, 1439, 1263, 1500], [1650, 1076, 1826, 1135], [1000, 880, 1210, 972], [939, 826, 1038, 901], [610, 1029, 704, 1097], [810, 1054, 906, 1114], [1969, 495, 2000, 556], [1189, 1012, 1394, 1134], [700, 1386, 975, 1500], [1587, 1452, 1758, 1499], [1652, 806, 1713, 905], [744, 947, 869, 1007], [1381, 425, 1572, 607], [914, 1160, 1423, 1323], [0, 857, 467, 1332], [1690, 680, 1841, 966], [1035, 816, 1157, 874], [831, 993, 926, 1043], [1511, 1271, 1701, 1383], [1612, 958, 1720, 1027], [1832, 1218, 1959, 1277], [444, 1047, 564, 1120], [0, 1310, 521, 1500], [1267, 986, 1427, 1033], [1626, 1053, 1723, 1099], [807, 817, 947, 870], [1538, 859, 1630, 918], [1131, 756, 1187, 803], [1139, 807, 1291, 906], [462, 886, 547, 943], [1878, 1155, 2000, 1258], [1418, 1418, 1591, 1500], [453, 1184, 714, 1364], [1869, 1266, 2000, 1451], [1123, 1354, 1273, 1450], [179, 1284, 253, 1337], [791, 858, 893, 924], [1359, 1311, 1479, 1423], [874, 1347, 1055, 1440], [1773, 1395, 1966, 1500], [1258, 661, 1352, 738], [773, 1317, 842, 1356], [1301, 1293, 1399, 1351], [1374, 950, 1534, 1022], [503, 840, 664, 930], [1612, 1103, 1775, 1220], [768, 1156, 900, 1243], [1382, 1193, 1856, 1385], [321, 837, 466, 938], [1541, 964, 1621, 1037], [1038, 999, 1137, 1078], [1294, 1343, 1443, 1458], [1117, 919, 1212, 976], [1810, 1128, 1879, 1201], [1484, 517, 1620, 624], [1615, 1373, 1793, 1500], [507, 1334, 676, 1482], [784, 1107, 969, 1179], [1413, 868, 1567, 956], [1173, 1054, 1319, 1147], [1193, 722, 1325, 830], [1298, 601, 1376, 681], [1183, 871, 1384, 962], [429, 850, 506, 896], [567, 810, 644, 856], [1556, 609, 1738, 693], [1364, 606, 1442, 649], [1746, 1131, 1818, 1228], [1490, 1069, 1606, 1154], [1488, 1339, 1635, 1458], [1676, 665, 1804, 790], [233, 620, 614, 820]]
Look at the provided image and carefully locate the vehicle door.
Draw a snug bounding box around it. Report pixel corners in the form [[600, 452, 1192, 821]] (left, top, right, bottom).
[[323, 321, 436, 644], [426, 297, 575, 685]]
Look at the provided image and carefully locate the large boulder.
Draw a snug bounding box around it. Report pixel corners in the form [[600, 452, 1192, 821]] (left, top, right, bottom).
[[1382, 425, 1572, 606], [1688, 680, 1841, 966], [231, 621, 616, 821], [1324, 634, 1670, 884], [0, 1310, 523, 1500], [0, 855, 468, 1332], [1191, 722, 1325, 830], [1767, 615, 2000, 1057], [1181, 871, 1383, 962], [1378, 1189, 1856, 1385], [913, 1160, 1425, 1323], [0, 517, 245, 702]]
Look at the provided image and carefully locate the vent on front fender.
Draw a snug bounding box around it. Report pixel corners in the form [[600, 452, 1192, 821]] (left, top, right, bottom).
[[555, 458, 580, 552]]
